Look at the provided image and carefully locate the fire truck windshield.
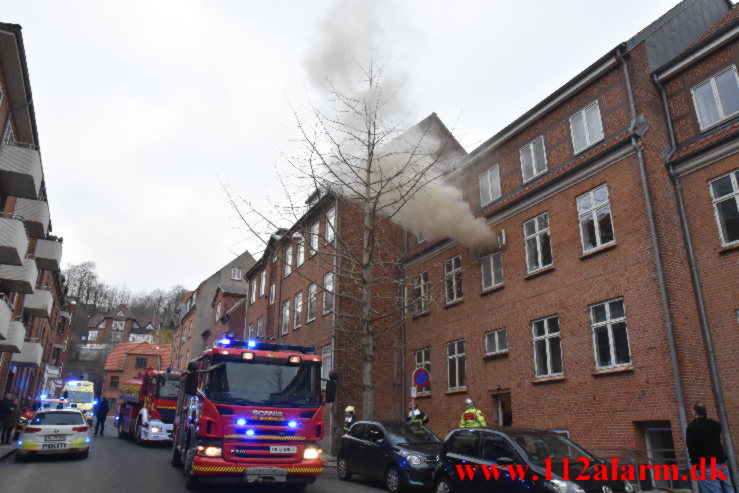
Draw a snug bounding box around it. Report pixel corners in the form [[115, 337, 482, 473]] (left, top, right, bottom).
[[206, 361, 321, 407], [158, 378, 180, 400]]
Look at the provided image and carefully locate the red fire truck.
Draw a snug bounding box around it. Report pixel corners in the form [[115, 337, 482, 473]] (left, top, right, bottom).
[[115, 369, 182, 443], [171, 337, 336, 491]]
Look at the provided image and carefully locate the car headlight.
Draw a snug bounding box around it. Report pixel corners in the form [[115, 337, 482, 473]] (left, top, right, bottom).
[[406, 454, 422, 466], [548, 480, 586, 493], [303, 447, 321, 460], [196, 446, 222, 457], [150, 426, 161, 433]]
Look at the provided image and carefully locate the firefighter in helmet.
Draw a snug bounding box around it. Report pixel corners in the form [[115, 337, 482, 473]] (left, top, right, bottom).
[[460, 398, 487, 428], [407, 403, 429, 425], [343, 405, 357, 432]]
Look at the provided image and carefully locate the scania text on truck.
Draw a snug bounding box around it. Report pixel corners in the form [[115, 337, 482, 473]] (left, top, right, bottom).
[[171, 338, 337, 491], [115, 369, 181, 443]]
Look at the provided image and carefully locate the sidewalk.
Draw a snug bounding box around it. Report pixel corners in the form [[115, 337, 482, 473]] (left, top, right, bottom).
[[0, 442, 17, 461], [322, 453, 337, 468]]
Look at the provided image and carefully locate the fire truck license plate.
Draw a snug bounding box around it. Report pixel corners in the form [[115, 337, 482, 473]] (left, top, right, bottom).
[[244, 466, 287, 483], [45, 435, 65, 441], [269, 446, 297, 454]]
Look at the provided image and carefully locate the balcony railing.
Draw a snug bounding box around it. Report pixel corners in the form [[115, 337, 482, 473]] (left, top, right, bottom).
[[0, 318, 26, 353], [0, 294, 11, 341], [0, 143, 42, 199], [0, 213, 29, 266], [34, 238, 62, 271], [12, 336, 43, 367], [23, 285, 53, 319], [0, 257, 38, 293], [14, 197, 49, 239]]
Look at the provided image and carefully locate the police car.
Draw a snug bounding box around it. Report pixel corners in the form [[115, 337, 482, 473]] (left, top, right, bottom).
[[16, 408, 90, 461]]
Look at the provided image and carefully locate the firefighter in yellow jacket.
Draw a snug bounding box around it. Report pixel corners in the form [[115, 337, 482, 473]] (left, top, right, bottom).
[[460, 398, 487, 428]]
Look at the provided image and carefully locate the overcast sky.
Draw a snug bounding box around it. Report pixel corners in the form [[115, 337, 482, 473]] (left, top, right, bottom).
[[3, 0, 687, 293]]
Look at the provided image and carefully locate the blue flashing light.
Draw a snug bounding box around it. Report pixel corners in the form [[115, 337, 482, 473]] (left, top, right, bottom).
[[245, 429, 255, 437], [67, 381, 80, 386], [85, 437, 91, 444], [288, 420, 298, 429], [17, 441, 22, 446], [236, 418, 246, 426], [92, 400, 99, 406], [40, 393, 48, 399], [247, 340, 256, 348], [218, 338, 232, 346]]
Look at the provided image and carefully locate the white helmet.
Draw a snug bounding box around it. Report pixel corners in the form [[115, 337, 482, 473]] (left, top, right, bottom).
[[464, 398, 474, 408], [345, 405, 355, 414]]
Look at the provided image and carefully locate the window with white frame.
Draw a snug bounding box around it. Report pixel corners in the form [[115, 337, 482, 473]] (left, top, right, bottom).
[[524, 213, 553, 273], [259, 271, 266, 297], [485, 328, 508, 355], [231, 267, 242, 280], [445, 255, 463, 303], [281, 299, 290, 335], [577, 185, 615, 252], [112, 331, 123, 342], [307, 284, 317, 322], [591, 298, 631, 369], [248, 324, 253, 338], [479, 164, 501, 206], [532, 316, 563, 377], [87, 330, 98, 342], [284, 245, 293, 277], [416, 231, 427, 244], [294, 292, 303, 329], [250, 279, 257, 303], [256, 317, 263, 337], [480, 252, 504, 290], [691, 66, 739, 130], [520, 136, 547, 182], [709, 169, 739, 246], [310, 222, 319, 256], [112, 320, 125, 331], [296, 237, 305, 267], [323, 272, 334, 314], [412, 272, 429, 316], [447, 340, 466, 390], [321, 344, 333, 389], [326, 206, 336, 244], [415, 347, 431, 393], [570, 101, 604, 154], [269, 283, 275, 305], [216, 302, 222, 321]]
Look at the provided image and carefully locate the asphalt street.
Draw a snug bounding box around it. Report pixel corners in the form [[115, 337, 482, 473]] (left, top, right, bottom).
[[0, 434, 389, 493]]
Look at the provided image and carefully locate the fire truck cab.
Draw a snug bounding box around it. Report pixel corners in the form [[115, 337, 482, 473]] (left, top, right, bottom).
[[171, 337, 336, 491], [116, 369, 181, 443]]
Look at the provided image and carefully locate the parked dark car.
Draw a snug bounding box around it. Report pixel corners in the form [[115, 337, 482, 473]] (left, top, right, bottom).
[[434, 428, 636, 493], [337, 420, 443, 492]]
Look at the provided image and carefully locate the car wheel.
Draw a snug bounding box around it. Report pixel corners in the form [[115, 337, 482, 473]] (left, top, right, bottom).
[[436, 477, 452, 493], [386, 465, 404, 493], [79, 450, 89, 459], [337, 456, 352, 480], [184, 446, 200, 491], [117, 420, 125, 439], [135, 421, 143, 445]]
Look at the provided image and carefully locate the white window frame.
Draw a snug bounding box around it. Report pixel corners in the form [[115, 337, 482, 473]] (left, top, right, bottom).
[[322, 272, 334, 314], [480, 252, 504, 291], [576, 184, 615, 253], [519, 136, 547, 183], [256, 317, 263, 337], [87, 330, 98, 342], [415, 347, 431, 393], [250, 279, 257, 303], [445, 255, 463, 304], [412, 272, 429, 316], [307, 283, 317, 322], [310, 222, 319, 256], [591, 298, 631, 370], [325, 206, 336, 244], [709, 169, 739, 246], [296, 237, 305, 267], [446, 339, 466, 390], [320, 344, 333, 390], [269, 283, 275, 305], [284, 245, 293, 277], [523, 212, 553, 273], [216, 302, 222, 321], [112, 320, 125, 331], [294, 292, 303, 329], [281, 299, 290, 335], [569, 100, 604, 154], [231, 267, 242, 280], [485, 328, 508, 356], [248, 324, 253, 338], [691, 65, 739, 131], [479, 164, 501, 207], [532, 316, 563, 378], [259, 271, 266, 297]]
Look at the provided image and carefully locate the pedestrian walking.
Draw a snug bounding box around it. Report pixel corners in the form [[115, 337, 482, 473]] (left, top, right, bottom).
[[0, 393, 13, 444], [686, 403, 735, 493], [343, 405, 357, 433], [93, 397, 109, 437], [459, 398, 487, 428], [4, 398, 21, 444]]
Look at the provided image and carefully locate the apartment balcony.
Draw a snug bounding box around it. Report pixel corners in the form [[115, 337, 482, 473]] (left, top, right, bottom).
[[23, 286, 53, 319], [0, 319, 26, 353], [12, 337, 43, 367], [0, 143, 42, 200], [34, 238, 62, 271], [0, 296, 11, 341], [14, 197, 49, 239], [0, 214, 29, 266], [0, 257, 38, 293]]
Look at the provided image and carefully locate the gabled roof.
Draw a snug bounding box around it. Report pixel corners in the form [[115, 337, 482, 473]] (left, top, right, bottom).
[[87, 305, 137, 327], [104, 342, 172, 371], [689, 3, 739, 47]]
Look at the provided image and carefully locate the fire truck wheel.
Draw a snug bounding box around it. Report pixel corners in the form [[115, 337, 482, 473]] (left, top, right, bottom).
[[337, 456, 352, 480], [184, 447, 200, 491], [385, 465, 404, 493], [135, 421, 143, 445], [171, 445, 183, 467]]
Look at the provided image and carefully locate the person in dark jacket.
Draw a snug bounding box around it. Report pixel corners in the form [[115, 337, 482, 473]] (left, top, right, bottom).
[[686, 403, 735, 493], [93, 397, 109, 437], [0, 394, 15, 444]]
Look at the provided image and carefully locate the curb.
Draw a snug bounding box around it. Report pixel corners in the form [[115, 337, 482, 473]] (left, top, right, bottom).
[[0, 446, 16, 462]]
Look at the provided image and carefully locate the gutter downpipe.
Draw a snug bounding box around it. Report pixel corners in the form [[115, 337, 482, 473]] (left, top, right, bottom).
[[653, 71, 739, 486], [617, 47, 696, 492]]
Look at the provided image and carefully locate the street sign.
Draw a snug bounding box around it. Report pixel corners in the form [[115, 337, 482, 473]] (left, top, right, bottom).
[[413, 368, 430, 388], [410, 386, 417, 398]]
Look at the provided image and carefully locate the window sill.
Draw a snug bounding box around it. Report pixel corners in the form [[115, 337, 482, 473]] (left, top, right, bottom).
[[306, 319, 316, 325], [481, 284, 505, 296], [580, 242, 616, 259], [718, 242, 739, 255], [573, 137, 605, 156], [444, 299, 464, 309], [415, 392, 432, 399], [592, 365, 634, 376], [532, 375, 565, 385], [412, 311, 430, 320], [445, 388, 468, 395], [524, 265, 555, 280], [484, 351, 509, 360]]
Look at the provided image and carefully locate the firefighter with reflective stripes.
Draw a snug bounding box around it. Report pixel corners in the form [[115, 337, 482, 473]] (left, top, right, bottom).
[[343, 405, 357, 433], [460, 398, 487, 428], [407, 403, 429, 425]]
